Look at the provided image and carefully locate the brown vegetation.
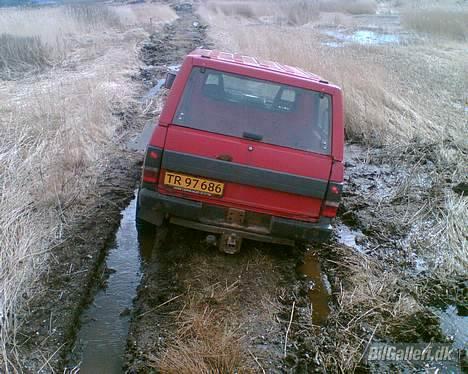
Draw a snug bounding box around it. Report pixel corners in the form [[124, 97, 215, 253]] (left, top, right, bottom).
[[318, 0, 377, 14], [0, 34, 51, 76], [0, 4, 177, 79], [146, 244, 286, 373], [157, 286, 248, 373], [402, 8, 468, 41], [202, 0, 376, 25]]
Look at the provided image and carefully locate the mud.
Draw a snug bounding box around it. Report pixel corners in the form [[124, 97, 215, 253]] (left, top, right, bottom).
[[125, 232, 299, 372]]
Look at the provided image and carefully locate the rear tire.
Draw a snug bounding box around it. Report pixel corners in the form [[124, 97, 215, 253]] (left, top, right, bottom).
[[135, 188, 154, 232]]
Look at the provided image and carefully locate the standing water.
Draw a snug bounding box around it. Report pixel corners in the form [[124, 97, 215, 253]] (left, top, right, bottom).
[[297, 251, 331, 325], [71, 195, 145, 373]]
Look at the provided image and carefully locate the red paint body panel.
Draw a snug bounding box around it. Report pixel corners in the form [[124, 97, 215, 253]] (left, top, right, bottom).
[[330, 161, 344, 182], [151, 49, 344, 222], [149, 124, 168, 148]]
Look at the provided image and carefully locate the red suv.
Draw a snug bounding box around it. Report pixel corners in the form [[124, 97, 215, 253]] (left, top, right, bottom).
[[137, 49, 344, 253]]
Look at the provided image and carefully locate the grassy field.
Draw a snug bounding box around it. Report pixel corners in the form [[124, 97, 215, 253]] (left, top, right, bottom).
[[0, 3, 176, 369]]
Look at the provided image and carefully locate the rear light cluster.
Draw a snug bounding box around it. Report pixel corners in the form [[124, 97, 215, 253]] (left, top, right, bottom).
[[141, 146, 162, 189], [322, 182, 343, 217]]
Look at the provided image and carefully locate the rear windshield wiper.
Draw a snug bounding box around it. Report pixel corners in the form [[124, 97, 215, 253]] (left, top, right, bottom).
[[243, 132, 263, 141]]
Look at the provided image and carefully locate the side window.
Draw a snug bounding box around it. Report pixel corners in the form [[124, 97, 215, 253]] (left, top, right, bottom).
[[317, 94, 331, 152]]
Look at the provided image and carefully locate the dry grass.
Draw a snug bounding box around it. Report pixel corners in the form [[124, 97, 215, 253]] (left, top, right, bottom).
[[0, 4, 177, 79], [317, 246, 424, 371], [201, 0, 376, 26], [402, 8, 468, 41], [64, 4, 124, 29], [112, 3, 179, 28], [401, 176, 468, 278], [280, 0, 321, 26], [0, 34, 52, 76], [318, 0, 377, 14], [0, 3, 176, 371], [205, 1, 256, 18], [152, 248, 284, 373], [0, 57, 136, 372], [157, 287, 248, 373]]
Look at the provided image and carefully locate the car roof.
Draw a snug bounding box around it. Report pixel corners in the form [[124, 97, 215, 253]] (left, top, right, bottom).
[[189, 49, 327, 83]]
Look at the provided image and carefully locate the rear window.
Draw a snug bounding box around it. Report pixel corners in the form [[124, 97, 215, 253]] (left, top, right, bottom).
[[173, 67, 332, 154]]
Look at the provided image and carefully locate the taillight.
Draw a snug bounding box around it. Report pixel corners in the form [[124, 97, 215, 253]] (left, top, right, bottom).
[[322, 182, 342, 217], [141, 146, 162, 189]]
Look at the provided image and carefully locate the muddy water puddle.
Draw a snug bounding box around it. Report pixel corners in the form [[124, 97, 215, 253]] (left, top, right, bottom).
[[320, 10, 405, 48], [297, 251, 331, 325], [141, 78, 165, 103], [321, 28, 400, 47], [69, 194, 153, 373]]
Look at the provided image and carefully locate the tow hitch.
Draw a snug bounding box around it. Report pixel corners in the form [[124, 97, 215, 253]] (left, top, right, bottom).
[[219, 232, 242, 254]]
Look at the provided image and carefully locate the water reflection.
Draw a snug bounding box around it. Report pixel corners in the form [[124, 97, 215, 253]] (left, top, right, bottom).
[[72, 193, 153, 373]]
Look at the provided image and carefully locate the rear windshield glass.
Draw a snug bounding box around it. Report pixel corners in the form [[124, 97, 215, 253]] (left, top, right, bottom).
[[173, 67, 332, 154]]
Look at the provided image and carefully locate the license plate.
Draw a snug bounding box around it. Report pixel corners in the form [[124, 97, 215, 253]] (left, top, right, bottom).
[[163, 171, 224, 197]]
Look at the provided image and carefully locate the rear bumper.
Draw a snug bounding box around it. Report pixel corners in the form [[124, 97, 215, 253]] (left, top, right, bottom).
[[137, 188, 332, 245]]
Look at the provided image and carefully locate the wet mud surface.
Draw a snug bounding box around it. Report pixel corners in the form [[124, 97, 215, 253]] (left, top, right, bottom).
[[67, 195, 143, 372]]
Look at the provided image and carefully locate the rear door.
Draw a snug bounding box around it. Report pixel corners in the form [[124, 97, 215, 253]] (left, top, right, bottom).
[[158, 67, 333, 221]]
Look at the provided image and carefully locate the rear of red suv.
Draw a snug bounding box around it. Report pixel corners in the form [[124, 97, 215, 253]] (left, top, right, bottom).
[[137, 49, 344, 253]]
